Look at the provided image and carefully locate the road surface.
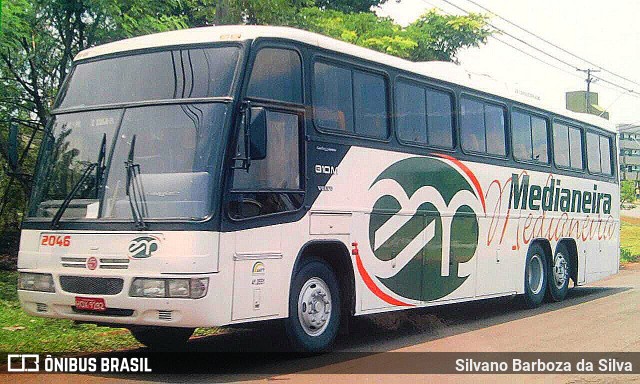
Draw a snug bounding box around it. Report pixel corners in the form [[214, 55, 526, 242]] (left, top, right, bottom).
[[4, 263, 640, 383]]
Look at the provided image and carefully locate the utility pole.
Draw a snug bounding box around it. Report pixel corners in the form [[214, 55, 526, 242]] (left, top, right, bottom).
[[577, 68, 601, 112]]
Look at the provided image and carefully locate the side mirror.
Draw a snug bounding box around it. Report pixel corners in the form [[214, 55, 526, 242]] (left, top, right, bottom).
[[247, 107, 267, 160], [8, 123, 19, 169]]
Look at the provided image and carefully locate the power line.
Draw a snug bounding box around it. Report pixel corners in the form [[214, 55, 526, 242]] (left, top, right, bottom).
[[459, 0, 640, 88], [418, 0, 640, 101]]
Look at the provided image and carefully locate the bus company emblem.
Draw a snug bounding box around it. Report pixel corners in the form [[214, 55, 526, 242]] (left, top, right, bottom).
[[361, 155, 485, 303], [86, 257, 98, 270], [128, 236, 160, 259], [252, 262, 266, 275]]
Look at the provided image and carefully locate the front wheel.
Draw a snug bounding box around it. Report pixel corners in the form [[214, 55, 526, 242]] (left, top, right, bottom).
[[130, 326, 194, 350], [521, 243, 548, 309], [285, 258, 341, 352]]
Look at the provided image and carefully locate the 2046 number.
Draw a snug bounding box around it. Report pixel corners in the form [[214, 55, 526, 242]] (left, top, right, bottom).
[[41, 235, 71, 247]]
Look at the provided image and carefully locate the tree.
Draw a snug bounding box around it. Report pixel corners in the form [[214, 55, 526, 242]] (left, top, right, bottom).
[[0, 0, 492, 234], [621, 180, 636, 204]]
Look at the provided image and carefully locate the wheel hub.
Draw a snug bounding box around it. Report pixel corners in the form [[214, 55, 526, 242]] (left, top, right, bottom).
[[297, 277, 332, 336], [553, 252, 568, 288], [528, 253, 544, 295]]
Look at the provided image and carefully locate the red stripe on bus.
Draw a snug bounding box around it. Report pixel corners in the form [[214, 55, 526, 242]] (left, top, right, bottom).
[[354, 252, 414, 307], [433, 153, 486, 213]]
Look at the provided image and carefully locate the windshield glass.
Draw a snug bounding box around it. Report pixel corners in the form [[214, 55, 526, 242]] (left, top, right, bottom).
[[28, 45, 240, 223], [56, 46, 240, 109]]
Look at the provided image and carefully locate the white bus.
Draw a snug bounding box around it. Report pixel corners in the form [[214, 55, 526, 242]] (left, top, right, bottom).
[[17, 26, 619, 352]]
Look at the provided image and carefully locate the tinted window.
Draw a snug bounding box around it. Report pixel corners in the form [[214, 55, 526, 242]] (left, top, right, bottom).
[[396, 82, 427, 143], [531, 116, 548, 163], [313, 62, 353, 132], [461, 98, 505, 155], [485, 105, 506, 156], [568, 126, 583, 169], [426, 89, 454, 148], [587, 132, 601, 173], [512, 111, 532, 161], [395, 82, 453, 147], [600, 136, 612, 175], [553, 123, 569, 167], [461, 98, 485, 153], [58, 47, 240, 109], [247, 48, 302, 103], [512, 111, 548, 163], [353, 71, 388, 138]]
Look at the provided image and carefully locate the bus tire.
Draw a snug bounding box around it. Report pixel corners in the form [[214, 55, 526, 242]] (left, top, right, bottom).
[[521, 243, 548, 309], [130, 326, 194, 350], [285, 258, 341, 353], [546, 243, 570, 302]]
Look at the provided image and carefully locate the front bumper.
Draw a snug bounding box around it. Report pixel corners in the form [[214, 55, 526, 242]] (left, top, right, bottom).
[[18, 272, 227, 328]]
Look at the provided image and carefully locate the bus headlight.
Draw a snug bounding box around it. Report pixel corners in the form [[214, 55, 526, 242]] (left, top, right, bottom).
[[18, 273, 55, 293], [130, 278, 209, 299]]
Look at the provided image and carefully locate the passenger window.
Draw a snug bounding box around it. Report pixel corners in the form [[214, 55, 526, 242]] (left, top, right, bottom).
[[461, 97, 506, 156], [587, 132, 601, 173], [247, 48, 302, 104], [396, 82, 427, 144], [396, 82, 453, 147], [313, 62, 354, 132], [461, 98, 485, 153], [512, 110, 548, 163], [600, 136, 612, 175], [353, 70, 388, 138], [426, 89, 454, 148], [568, 126, 583, 170]]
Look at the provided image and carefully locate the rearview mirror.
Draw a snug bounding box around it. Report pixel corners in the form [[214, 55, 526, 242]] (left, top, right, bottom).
[[8, 123, 18, 169], [248, 107, 267, 160]]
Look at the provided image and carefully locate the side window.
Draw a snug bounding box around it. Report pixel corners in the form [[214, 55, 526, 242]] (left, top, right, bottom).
[[313, 61, 389, 138], [461, 97, 506, 156], [313, 62, 353, 132], [353, 70, 388, 138], [568, 126, 583, 170], [587, 132, 601, 173], [553, 123, 583, 170], [230, 110, 303, 219], [396, 81, 427, 143], [512, 110, 549, 163], [586, 132, 613, 175], [247, 48, 302, 104], [395, 81, 453, 147], [553, 123, 569, 167], [600, 135, 612, 175]]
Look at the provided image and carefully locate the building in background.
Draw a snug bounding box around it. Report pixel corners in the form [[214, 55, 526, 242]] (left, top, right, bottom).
[[618, 123, 640, 187]]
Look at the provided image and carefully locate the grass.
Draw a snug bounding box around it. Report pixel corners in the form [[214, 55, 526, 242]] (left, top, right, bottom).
[[0, 271, 221, 353], [620, 216, 640, 263]]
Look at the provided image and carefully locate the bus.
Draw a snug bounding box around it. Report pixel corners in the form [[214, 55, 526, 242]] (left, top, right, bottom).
[[16, 25, 620, 352]]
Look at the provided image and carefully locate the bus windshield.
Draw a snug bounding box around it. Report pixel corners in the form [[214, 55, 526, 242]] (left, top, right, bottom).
[[27, 46, 240, 223]]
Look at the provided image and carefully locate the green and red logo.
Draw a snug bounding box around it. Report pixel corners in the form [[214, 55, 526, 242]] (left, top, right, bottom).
[[357, 155, 485, 305]]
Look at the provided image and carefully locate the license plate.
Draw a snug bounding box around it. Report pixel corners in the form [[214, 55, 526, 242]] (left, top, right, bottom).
[[75, 297, 106, 312]]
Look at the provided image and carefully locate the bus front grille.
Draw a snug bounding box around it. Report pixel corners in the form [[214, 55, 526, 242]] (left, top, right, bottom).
[[59, 276, 124, 295], [60, 257, 129, 270]]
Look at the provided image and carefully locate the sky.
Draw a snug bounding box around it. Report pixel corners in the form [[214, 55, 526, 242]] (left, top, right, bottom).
[[378, 0, 640, 126]]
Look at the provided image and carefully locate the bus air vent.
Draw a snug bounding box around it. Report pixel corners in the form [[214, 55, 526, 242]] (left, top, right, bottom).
[[158, 310, 173, 321], [36, 303, 48, 313]]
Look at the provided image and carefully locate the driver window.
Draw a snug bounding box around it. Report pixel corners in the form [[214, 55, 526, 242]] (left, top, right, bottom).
[[229, 110, 303, 219]]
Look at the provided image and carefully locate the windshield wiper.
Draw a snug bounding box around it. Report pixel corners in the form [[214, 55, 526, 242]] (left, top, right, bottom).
[[50, 133, 107, 229], [124, 134, 148, 230]]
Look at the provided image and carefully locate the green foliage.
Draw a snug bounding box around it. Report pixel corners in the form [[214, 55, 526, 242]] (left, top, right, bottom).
[[621, 180, 636, 204], [0, 0, 491, 236]]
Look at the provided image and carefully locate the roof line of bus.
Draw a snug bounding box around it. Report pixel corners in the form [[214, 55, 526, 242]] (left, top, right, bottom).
[[74, 25, 616, 133]]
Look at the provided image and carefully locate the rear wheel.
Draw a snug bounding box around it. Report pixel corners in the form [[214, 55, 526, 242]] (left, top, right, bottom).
[[285, 258, 341, 352], [546, 243, 570, 302], [130, 326, 194, 350], [521, 243, 548, 308]]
